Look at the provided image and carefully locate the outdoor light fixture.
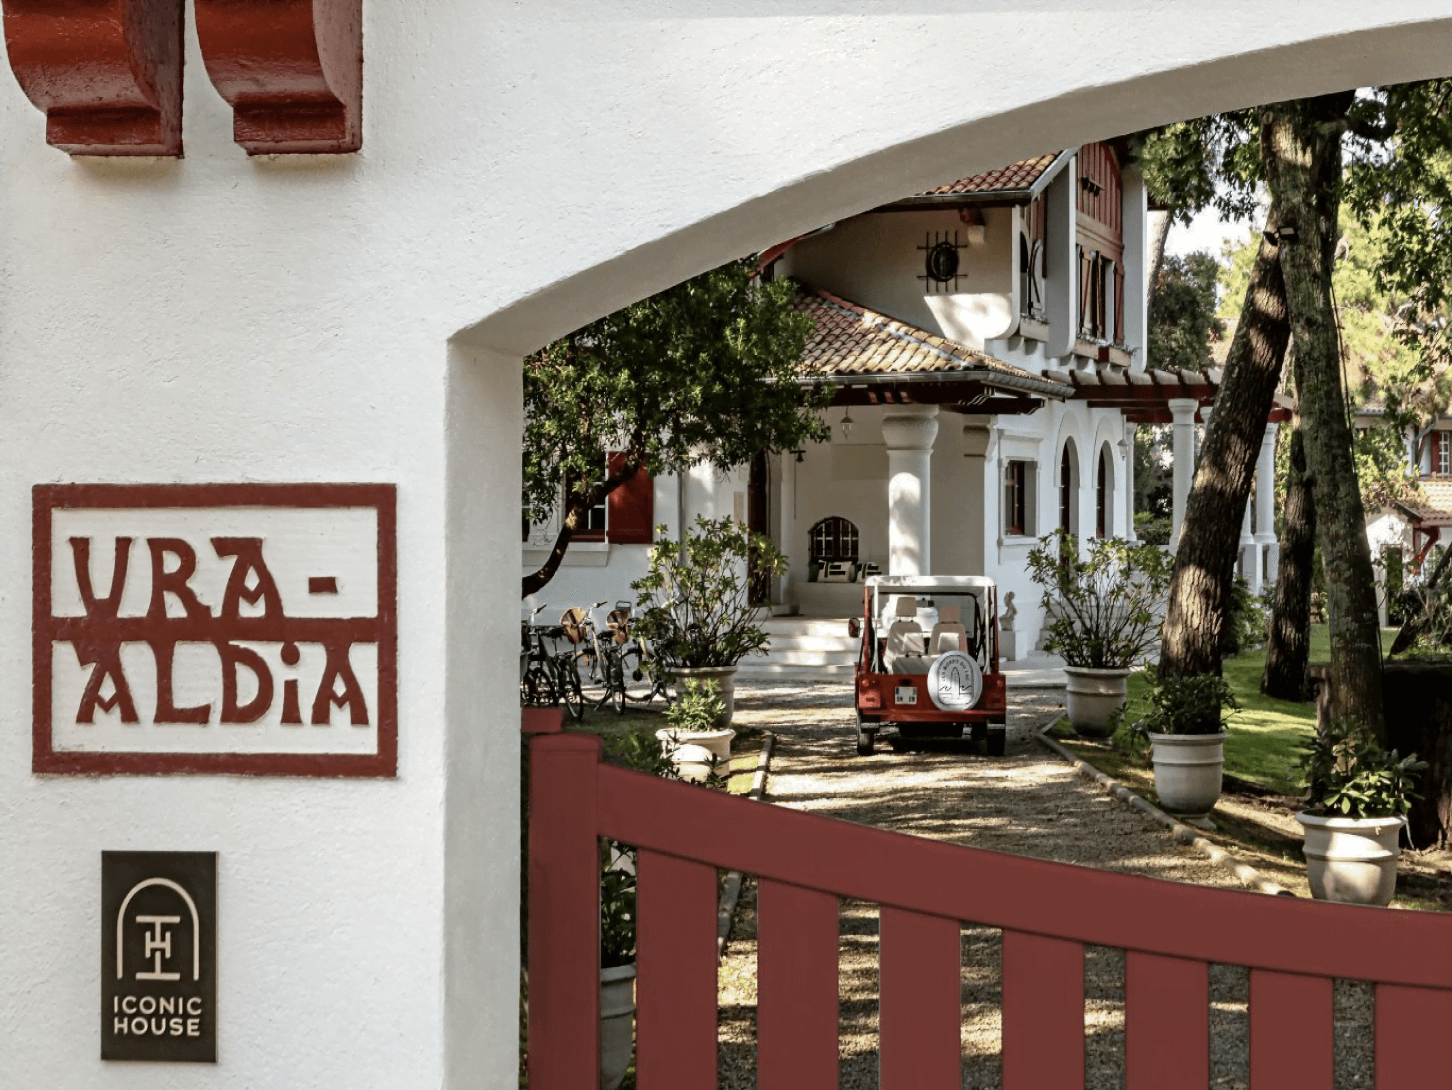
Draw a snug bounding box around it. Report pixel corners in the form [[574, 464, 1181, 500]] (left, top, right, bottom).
[[840, 408, 854, 440], [1263, 223, 1300, 245], [791, 449, 805, 463]]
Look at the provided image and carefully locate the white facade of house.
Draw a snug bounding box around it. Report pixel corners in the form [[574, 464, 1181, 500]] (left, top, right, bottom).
[[527, 145, 1152, 652]]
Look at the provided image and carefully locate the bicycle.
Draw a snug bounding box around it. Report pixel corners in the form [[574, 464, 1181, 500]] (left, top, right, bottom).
[[520, 603, 584, 720], [606, 601, 673, 705], [562, 601, 628, 715]]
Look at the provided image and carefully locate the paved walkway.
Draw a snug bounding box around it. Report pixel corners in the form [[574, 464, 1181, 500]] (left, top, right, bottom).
[[714, 679, 1375, 1090]]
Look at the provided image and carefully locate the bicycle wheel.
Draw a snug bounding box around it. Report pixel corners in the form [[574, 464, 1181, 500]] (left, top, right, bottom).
[[620, 644, 656, 703], [556, 656, 585, 720], [604, 648, 626, 714], [522, 661, 555, 707]]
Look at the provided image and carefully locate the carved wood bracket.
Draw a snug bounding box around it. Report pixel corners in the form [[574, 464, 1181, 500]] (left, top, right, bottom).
[[2, 0, 185, 156], [195, 0, 362, 154]]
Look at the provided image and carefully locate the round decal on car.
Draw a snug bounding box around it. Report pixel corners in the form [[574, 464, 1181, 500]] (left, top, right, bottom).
[[927, 651, 982, 712]]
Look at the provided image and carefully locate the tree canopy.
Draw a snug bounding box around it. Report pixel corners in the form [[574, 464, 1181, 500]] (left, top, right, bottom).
[[522, 259, 830, 596]]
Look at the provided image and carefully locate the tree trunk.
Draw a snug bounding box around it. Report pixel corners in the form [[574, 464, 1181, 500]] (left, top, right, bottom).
[[1263, 94, 1386, 740], [1262, 421, 1316, 700], [1158, 181, 1291, 693], [1147, 209, 1172, 312]]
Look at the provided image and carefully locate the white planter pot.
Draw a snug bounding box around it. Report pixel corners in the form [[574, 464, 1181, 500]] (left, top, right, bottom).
[[655, 727, 735, 783], [1149, 731, 1226, 815], [1063, 666, 1132, 738], [1296, 811, 1404, 907], [600, 963, 636, 1090], [670, 665, 738, 727]]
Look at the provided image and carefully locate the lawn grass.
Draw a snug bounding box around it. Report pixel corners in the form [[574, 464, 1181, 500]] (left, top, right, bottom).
[[1109, 625, 1399, 793]]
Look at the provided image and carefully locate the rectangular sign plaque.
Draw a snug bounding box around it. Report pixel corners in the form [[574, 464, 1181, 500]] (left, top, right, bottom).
[[101, 851, 217, 1063], [33, 483, 397, 777]]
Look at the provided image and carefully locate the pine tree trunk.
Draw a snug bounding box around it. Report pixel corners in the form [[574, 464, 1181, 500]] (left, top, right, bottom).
[[1158, 176, 1291, 691], [1263, 94, 1386, 740], [1262, 421, 1316, 700]]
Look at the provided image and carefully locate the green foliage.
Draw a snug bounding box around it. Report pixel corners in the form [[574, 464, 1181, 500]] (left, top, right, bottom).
[[1221, 576, 1269, 658], [1134, 512, 1172, 547], [631, 515, 785, 668], [522, 259, 830, 562], [1140, 670, 1239, 737], [1026, 530, 1173, 669], [1135, 114, 1263, 226], [1390, 566, 1452, 659], [1149, 251, 1224, 372], [664, 677, 727, 735], [1298, 720, 1426, 818]]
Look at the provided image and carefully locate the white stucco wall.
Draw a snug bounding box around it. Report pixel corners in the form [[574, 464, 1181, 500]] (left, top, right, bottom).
[[8, 3, 1452, 1088]]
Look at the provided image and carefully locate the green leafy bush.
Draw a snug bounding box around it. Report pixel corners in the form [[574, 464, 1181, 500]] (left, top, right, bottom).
[[1221, 576, 1269, 657], [631, 515, 786, 669], [1140, 670, 1239, 737], [664, 677, 727, 735], [1298, 720, 1426, 818], [1026, 530, 1172, 669]]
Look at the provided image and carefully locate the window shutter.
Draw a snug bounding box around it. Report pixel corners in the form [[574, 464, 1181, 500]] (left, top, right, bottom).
[[606, 453, 654, 544]]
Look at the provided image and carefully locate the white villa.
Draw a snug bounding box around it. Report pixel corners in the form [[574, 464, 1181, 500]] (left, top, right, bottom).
[[525, 142, 1283, 661]]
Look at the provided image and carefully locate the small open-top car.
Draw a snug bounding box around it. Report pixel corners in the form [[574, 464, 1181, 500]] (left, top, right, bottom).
[[850, 574, 1007, 757]]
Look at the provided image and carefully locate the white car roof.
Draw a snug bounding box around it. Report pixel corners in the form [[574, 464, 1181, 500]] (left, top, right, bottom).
[[866, 574, 996, 594]]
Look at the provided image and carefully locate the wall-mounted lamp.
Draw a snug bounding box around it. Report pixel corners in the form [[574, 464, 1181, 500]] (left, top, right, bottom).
[[840, 408, 854, 441], [957, 206, 987, 245], [790, 449, 805, 463], [1263, 223, 1299, 245]]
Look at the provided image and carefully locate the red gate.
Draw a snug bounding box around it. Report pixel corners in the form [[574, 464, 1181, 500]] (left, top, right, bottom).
[[527, 732, 1452, 1088]]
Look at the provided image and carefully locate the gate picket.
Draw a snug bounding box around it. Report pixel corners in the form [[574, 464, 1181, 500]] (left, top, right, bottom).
[[1002, 930, 1084, 1090], [1375, 981, 1452, 1087], [757, 880, 839, 1090], [1248, 968, 1332, 1088], [636, 850, 718, 1090], [1125, 951, 1207, 1087], [879, 906, 961, 1088]]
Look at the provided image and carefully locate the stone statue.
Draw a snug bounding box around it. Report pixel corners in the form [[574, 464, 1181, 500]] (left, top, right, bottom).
[[1000, 591, 1017, 631]]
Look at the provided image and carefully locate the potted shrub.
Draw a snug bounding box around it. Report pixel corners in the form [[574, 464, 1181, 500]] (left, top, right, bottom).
[[1027, 530, 1172, 737], [1139, 671, 1238, 816], [655, 677, 733, 782], [1295, 720, 1426, 906], [631, 515, 786, 727]]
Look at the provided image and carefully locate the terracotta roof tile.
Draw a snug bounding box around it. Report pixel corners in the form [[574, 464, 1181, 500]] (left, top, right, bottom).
[[1399, 478, 1452, 524], [918, 154, 1059, 197], [793, 282, 1048, 382]]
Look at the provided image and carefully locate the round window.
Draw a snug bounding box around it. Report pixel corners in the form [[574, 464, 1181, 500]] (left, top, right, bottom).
[[926, 241, 960, 284]]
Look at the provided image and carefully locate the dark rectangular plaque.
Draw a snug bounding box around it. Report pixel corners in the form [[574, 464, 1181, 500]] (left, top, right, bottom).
[[101, 851, 217, 1062]]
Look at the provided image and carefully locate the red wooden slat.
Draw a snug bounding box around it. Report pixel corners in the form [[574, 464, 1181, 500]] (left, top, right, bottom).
[[879, 907, 960, 1089], [1125, 951, 1207, 1088], [526, 734, 602, 1090], [635, 849, 718, 1090], [1249, 969, 1332, 1088], [596, 764, 1452, 988], [757, 880, 839, 1090], [1002, 930, 1083, 1090], [1375, 982, 1452, 1087]]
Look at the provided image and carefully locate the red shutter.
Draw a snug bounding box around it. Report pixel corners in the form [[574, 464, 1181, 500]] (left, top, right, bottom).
[[607, 453, 654, 545]]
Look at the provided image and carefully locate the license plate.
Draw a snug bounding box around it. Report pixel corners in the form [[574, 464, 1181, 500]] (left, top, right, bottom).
[[894, 686, 917, 705]]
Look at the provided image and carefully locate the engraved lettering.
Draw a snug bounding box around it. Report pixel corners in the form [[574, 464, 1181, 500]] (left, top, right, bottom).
[[211, 537, 284, 619], [151, 643, 211, 725], [187, 1017, 200, 1036], [70, 537, 131, 617], [312, 641, 369, 725], [146, 539, 211, 620]]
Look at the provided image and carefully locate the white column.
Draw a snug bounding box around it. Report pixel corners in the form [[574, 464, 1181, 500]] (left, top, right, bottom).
[[962, 424, 992, 575], [1169, 397, 1199, 552], [1255, 422, 1280, 584], [1240, 499, 1260, 594], [1122, 421, 1137, 540], [882, 406, 940, 576]]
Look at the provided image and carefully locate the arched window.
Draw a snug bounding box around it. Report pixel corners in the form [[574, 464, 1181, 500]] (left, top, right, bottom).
[[1059, 441, 1079, 537], [809, 516, 859, 564], [1096, 447, 1110, 538]]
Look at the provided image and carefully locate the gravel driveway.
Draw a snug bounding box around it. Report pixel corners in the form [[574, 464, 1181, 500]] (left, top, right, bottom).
[[715, 680, 1375, 1089]]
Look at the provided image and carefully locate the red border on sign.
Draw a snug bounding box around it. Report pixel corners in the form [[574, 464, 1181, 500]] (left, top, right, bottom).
[[32, 483, 398, 778]]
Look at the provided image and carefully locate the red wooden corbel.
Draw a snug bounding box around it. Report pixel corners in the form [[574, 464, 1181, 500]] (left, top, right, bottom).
[[2, 0, 184, 156], [194, 0, 361, 154]]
